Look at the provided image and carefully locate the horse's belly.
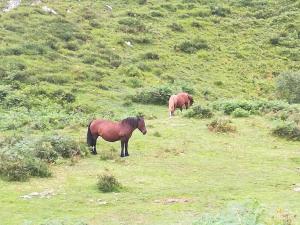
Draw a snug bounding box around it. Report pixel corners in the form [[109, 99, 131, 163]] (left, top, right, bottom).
[[99, 128, 121, 142]]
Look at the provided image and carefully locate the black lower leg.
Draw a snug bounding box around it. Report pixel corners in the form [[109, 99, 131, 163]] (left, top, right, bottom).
[[125, 141, 129, 156], [92, 139, 97, 155], [120, 141, 125, 157]]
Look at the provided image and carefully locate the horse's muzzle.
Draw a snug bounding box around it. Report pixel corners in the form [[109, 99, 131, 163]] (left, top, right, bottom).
[[143, 130, 147, 135]]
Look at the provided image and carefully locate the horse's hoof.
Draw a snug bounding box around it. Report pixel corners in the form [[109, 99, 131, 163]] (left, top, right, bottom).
[[120, 155, 125, 157], [125, 154, 129, 157]]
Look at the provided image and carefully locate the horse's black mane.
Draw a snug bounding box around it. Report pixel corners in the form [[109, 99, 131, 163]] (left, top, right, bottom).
[[121, 117, 139, 128]]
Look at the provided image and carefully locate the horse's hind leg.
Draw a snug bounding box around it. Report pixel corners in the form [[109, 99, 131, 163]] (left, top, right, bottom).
[[120, 141, 125, 157], [92, 137, 98, 155], [125, 141, 129, 157]]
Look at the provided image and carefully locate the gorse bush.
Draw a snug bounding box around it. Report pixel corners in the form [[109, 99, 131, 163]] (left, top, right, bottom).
[[175, 39, 209, 53], [184, 105, 213, 119], [0, 153, 51, 181], [97, 173, 122, 192], [0, 135, 88, 181], [232, 108, 250, 118], [272, 121, 300, 141], [169, 23, 184, 32], [207, 118, 236, 133], [118, 18, 146, 33], [276, 72, 300, 103], [193, 201, 264, 225], [131, 86, 173, 105], [212, 99, 292, 115]]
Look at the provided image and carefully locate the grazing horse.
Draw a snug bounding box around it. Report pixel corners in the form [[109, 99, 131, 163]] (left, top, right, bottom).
[[168, 92, 194, 117], [87, 117, 147, 157]]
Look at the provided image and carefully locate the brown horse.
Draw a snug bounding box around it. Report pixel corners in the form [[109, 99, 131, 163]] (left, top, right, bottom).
[[87, 117, 147, 157], [168, 92, 194, 117]]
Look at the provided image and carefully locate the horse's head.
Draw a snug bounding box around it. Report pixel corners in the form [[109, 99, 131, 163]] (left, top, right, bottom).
[[137, 117, 147, 135], [188, 95, 194, 106]]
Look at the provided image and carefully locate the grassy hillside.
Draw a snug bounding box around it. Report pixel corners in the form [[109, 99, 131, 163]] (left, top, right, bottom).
[[0, 0, 300, 224]]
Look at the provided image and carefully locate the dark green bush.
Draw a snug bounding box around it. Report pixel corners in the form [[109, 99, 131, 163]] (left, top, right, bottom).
[[150, 11, 164, 17], [272, 121, 300, 141], [34, 141, 58, 163], [207, 118, 236, 133], [119, 18, 146, 33], [185, 105, 213, 119], [169, 23, 184, 32], [26, 158, 51, 178], [210, 6, 231, 17], [97, 173, 121, 192], [193, 201, 264, 225], [143, 52, 160, 60], [0, 155, 30, 181], [131, 86, 173, 105], [175, 39, 209, 53], [48, 135, 85, 158], [212, 100, 291, 115], [232, 108, 250, 118], [276, 72, 300, 103]]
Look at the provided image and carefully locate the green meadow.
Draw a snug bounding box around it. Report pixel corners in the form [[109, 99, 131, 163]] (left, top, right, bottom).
[[0, 0, 299, 224]]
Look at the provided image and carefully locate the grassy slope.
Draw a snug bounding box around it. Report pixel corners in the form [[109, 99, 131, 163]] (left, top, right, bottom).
[[0, 0, 300, 224]]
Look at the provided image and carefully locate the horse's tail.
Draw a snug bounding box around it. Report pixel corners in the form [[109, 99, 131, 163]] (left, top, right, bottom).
[[168, 95, 176, 117], [87, 121, 94, 146]]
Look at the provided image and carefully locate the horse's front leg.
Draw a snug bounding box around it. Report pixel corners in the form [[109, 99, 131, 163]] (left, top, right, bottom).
[[120, 140, 125, 157], [125, 141, 129, 157]]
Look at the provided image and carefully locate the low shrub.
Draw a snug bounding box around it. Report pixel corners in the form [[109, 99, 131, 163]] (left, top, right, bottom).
[[210, 6, 231, 17], [97, 173, 121, 192], [169, 23, 184, 32], [232, 108, 250, 118], [34, 141, 58, 163], [0, 154, 51, 181], [0, 155, 30, 181], [212, 100, 292, 115], [143, 52, 160, 60], [175, 39, 209, 53], [131, 86, 173, 105], [276, 72, 300, 103], [272, 121, 300, 141], [185, 105, 213, 119], [48, 135, 87, 158], [207, 118, 236, 133], [119, 18, 146, 33], [193, 201, 263, 225]]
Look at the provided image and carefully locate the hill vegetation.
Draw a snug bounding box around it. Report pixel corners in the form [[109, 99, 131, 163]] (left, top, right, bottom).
[[0, 0, 299, 224]]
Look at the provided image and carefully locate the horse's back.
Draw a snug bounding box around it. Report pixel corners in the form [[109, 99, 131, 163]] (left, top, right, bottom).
[[90, 119, 123, 142]]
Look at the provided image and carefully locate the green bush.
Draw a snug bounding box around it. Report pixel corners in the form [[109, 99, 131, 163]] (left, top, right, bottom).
[[131, 86, 173, 105], [119, 18, 146, 33], [175, 39, 209, 53], [34, 141, 58, 163], [207, 118, 236, 133], [169, 23, 184, 32], [48, 135, 85, 158], [26, 158, 51, 178], [272, 121, 300, 141], [143, 52, 160, 60], [232, 108, 250, 118], [276, 72, 300, 103], [185, 105, 213, 119], [210, 6, 231, 17], [97, 173, 121, 192], [0, 155, 30, 181], [212, 100, 291, 115], [193, 201, 264, 225]]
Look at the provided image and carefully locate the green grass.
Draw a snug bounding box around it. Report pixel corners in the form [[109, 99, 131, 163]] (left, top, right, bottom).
[[0, 0, 300, 224], [0, 108, 300, 224]]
